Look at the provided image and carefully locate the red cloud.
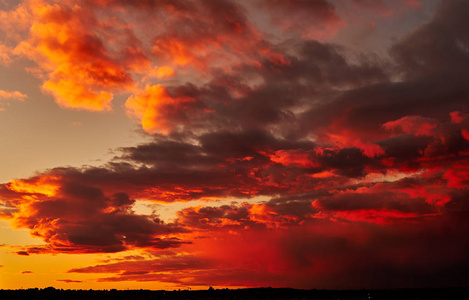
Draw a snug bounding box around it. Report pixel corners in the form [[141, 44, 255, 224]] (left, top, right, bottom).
[[462, 130, 469, 141], [68, 206, 469, 289], [330, 209, 419, 225], [450, 111, 465, 124], [383, 116, 439, 137], [265, 150, 318, 168], [443, 162, 469, 188], [353, 140, 385, 158]]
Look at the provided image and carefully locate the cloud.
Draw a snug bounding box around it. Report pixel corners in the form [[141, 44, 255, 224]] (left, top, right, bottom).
[[68, 207, 469, 288], [125, 85, 203, 134], [10, 0, 134, 110], [3, 177, 190, 254], [383, 116, 440, 137], [450, 111, 465, 124], [0, 44, 12, 64], [0, 90, 27, 110], [2, 0, 286, 111], [123, 38, 387, 135], [294, 1, 469, 147], [2, 98, 468, 255], [56, 279, 83, 283], [255, 0, 344, 40], [392, 0, 469, 78], [69, 253, 214, 275], [1, 0, 469, 290]]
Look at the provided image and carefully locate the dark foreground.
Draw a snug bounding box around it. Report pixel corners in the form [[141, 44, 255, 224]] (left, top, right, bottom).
[[1, 287, 468, 300]]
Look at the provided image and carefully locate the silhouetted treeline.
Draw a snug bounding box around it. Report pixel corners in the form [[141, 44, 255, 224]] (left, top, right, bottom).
[[0, 287, 468, 300]]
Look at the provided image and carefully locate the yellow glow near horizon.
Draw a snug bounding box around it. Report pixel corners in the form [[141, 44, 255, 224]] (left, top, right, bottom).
[[0, 221, 46, 246], [0, 249, 178, 290]]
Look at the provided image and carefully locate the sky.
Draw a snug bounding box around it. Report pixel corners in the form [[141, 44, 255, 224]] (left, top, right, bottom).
[[0, 0, 468, 291]]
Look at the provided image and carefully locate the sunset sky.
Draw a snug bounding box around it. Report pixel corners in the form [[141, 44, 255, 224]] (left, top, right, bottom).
[[1, 0, 469, 290]]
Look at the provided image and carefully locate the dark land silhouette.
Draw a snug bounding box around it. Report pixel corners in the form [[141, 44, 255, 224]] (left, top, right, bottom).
[[0, 287, 468, 300]]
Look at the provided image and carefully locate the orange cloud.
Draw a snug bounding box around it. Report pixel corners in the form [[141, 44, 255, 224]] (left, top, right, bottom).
[[0, 90, 27, 101], [125, 85, 196, 134], [148, 66, 175, 79], [0, 44, 12, 64], [0, 90, 27, 110], [11, 0, 133, 110], [148, 0, 265, 71], [1, 0, 291, 118], [152, 37, 202, 67], [0, 2, 31, 41], [42, 78, 114, 111], [248, 203, 292, 229], [8, 175, 60, 197], [383, 116, 439, 137]]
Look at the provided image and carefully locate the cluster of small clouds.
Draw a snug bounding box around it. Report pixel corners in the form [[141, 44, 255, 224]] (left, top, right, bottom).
[[0, 89, 27, 110], [1, 0, 469, 290]]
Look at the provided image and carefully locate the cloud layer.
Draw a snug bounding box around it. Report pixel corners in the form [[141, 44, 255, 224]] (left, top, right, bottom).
[[1, 0, 469, 290]]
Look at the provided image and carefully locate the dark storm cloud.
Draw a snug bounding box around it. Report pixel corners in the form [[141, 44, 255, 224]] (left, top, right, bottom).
[[392, 0, 469, 78], [300, 0, 469, 141], [2, 110, 468, 253], [2, 180, 189, 254], [69, 210, 469, 289], [146, 39, 388, 135]]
